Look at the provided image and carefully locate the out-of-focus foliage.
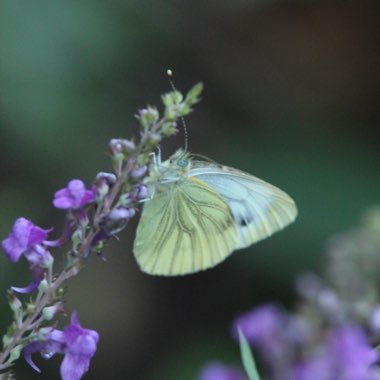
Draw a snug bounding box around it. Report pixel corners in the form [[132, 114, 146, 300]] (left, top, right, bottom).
[[0, 1, 379, 379]]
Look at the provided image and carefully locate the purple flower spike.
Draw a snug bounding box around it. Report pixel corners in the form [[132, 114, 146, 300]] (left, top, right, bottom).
[[24, 312, 98, 380], [2, 218, 52, 267], [53, 180, 96, 210], [199, 362, 247, 380], [61, 312, 99, 380]]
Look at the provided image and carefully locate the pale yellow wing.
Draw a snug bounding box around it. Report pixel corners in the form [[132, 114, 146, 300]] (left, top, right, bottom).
[[133, 177, 238, 275], [190, 162, 297, 249]]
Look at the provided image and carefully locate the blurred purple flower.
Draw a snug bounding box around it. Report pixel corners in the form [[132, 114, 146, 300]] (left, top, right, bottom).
[[24, 312, 99, 380], [294, 325, 380, 380], [294, 358, 331, 380], [2, 217, 52, 266], [233, 304, 285, 358], [53, 180, 96, 210], [329, 325, 379, 380], [199, 362, 247, 380]]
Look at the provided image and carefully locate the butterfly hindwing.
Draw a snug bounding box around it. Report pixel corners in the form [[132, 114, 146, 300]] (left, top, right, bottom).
[[133, 176, 238, 275], [189, 162, 297, 249]]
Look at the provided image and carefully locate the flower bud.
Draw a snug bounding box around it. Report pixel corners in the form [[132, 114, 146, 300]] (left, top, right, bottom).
[[8, 293, 22, 313], [109, 138, 135, 155], [118, 193, 132, 207], [108, 208, 136, 221], [95, 172, 117, 186], [26, 303, 37, 315], [38, 279, 49, 293], [138, 106, 159, 127], [100, 208, 136, 236], [42, 303, 63, 321], [131, 185, 148, 201], [146, 132, 162, 146], [95, 172, 117, 198], [131, 166, 148, 180], [164, 109, 177, 121], [9, 345, 22, 362]]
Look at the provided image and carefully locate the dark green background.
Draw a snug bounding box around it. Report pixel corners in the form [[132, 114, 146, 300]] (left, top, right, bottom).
[[0, 1, 379, 379]]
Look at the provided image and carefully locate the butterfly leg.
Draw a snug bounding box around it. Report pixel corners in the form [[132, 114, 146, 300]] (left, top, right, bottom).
[[149, 147, 162, 168]]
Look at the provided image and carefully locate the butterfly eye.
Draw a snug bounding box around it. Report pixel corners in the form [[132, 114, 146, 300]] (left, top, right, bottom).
[[177, 158, 189, 168]]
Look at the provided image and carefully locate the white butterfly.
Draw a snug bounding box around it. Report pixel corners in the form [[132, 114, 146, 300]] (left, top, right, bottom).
[[133, 149, 297, 276]]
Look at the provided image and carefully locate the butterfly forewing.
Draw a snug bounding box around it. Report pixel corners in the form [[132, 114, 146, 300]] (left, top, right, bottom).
[[189, 162, 297, 249], [133, 177, 238, 275]]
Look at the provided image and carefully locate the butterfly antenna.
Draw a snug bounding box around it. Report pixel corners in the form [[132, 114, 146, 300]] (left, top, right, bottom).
[[167, 69, 188, 152]]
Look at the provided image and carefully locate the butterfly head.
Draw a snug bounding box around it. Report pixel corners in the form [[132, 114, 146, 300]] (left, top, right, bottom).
[[145, 149, 191, 196], [168, 149, 190, 170]]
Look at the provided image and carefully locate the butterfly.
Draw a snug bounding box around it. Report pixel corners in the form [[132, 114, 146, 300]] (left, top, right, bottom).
[[133, 149, 297, 276]]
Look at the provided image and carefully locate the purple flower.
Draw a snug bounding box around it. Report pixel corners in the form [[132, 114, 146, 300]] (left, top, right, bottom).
[[61, 312, 99, 380], [199, 362, 247, 380], [233, 304, 285, 359], [294, 359, 331, 380], [24, 312, 99, 380], [294, 325, 380, 380], [328, 325, 379, 380], [53, 180, 96, 210], [2, 217, 52, 267]]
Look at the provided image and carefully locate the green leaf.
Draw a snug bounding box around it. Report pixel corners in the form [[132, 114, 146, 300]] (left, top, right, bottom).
[[238, 328, 261, 380]]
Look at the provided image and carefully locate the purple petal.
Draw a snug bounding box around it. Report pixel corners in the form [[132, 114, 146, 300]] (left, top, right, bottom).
[[23, 245, 53, 267], [2, 234, 24, 262], [53, 189, 72, 209], [28, 225, 51, 246], [2, 218, 33, 262], [23, 341, 43, 372], [60, 350, 93, 380], [53, 180, 96, 210], [12, 267, 45, 294], [61, 312, 99, 380], [2, 218, 51, 263]]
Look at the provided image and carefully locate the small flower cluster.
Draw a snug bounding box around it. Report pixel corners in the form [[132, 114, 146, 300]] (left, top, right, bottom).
[[0, 82, 203, 379], [200, 206, 380, 380]]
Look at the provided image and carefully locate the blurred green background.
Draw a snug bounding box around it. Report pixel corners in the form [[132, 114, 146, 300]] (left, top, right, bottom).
[[0, 1, 379, 379]]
